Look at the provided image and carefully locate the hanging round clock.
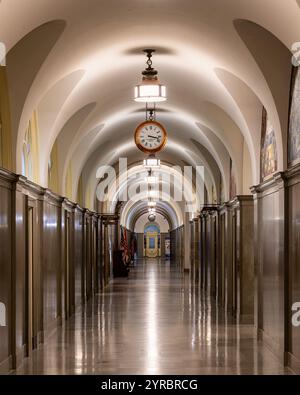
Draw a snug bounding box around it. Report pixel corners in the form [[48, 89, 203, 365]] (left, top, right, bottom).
[[134, 120, 167, 154]]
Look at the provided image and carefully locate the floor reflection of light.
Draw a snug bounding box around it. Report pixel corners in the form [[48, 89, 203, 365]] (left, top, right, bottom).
[[75, 316, 84, 370], [146, 269, 159, 371]]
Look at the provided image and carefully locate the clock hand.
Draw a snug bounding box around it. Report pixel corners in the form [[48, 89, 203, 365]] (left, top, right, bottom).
[[147, 135, 159, 140]]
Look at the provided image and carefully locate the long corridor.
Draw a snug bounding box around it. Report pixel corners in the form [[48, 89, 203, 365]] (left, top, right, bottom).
[[15, 260, 290, 375]]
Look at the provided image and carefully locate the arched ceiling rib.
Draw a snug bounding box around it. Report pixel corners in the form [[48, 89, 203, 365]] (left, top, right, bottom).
[[37, 70, 86, 183], [215, 68, 263, 185], [233, 19, 293, 170], [122, 199, 181, 232], [76, 113, 227, 205], [134, 213, 170, 234], [5, 19, 66, 169], [130, 207, 172, 233], [1, 0, 299, 209]]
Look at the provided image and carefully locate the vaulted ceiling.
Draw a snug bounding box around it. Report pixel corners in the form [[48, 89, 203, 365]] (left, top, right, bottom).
[[1, 0, 299, 226]]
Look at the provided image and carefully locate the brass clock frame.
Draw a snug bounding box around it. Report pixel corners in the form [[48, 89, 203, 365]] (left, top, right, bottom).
[[134, 120, 167, 154]]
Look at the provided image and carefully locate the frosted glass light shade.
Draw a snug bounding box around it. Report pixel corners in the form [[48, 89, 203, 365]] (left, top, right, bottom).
[[134, 84, 166, 103], [145, 176, 157, 184], [143, 158, 161, 168], [148, 190, 159, 198]]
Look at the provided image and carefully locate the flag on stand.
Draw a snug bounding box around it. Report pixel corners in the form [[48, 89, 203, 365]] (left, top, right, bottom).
[[120, 226, 130, 266]]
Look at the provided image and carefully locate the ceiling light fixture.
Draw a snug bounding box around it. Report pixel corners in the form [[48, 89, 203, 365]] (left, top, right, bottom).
[[145, 169, 157, 184], [148, 192, 159, 201], [143, 154, 161, 169], [146, 176, 157, 184], [134, 49, 167, 103], [148, 213, 156, 222]]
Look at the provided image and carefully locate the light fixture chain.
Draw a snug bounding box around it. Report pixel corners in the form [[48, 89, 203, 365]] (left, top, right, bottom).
[[145, 49, 153, 70], [145, 102, 156, 121]]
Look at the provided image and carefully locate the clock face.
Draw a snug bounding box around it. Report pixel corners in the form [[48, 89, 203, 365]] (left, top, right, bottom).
[[134, 121, 167, 153]]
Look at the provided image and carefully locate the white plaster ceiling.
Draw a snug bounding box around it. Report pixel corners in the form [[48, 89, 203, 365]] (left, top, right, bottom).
[[134, 213, 170, 234], [1, 0, 299, 212]]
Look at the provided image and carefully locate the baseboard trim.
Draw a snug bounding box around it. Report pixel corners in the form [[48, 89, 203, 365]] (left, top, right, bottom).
[[0, 355, 13, 374], [37, 330, 44, 344], [14, 344, 27, 371], [286, 352, 300, 374], [258, 328, 285, 364]]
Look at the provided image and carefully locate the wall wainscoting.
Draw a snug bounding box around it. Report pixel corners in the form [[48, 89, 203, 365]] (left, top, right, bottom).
[[195, 163, 300, 372], [0, 167, 107, 373]]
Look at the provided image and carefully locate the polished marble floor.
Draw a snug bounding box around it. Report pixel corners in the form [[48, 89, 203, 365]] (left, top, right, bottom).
[[16, 259, 292, 375]]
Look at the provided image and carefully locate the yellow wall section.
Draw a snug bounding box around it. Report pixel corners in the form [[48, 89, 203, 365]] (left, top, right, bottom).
[[48, 140, 59, 193], [65, 162, 73, 200], [0, 68, 13, 170], [22, 111, 40, 183], [77, 174, 84, 206], [85, 182, 93, 211], [31, 111, 40, 183]]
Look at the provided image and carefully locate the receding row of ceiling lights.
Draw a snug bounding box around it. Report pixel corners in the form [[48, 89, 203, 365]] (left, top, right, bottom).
[[133, 49, 167, 222]]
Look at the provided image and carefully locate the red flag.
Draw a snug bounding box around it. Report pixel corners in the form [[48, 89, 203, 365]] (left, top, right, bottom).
[[120, 226, 130, 265]]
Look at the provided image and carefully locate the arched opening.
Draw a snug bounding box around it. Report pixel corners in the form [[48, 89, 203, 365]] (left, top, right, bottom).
[[143, 223, 161, 258]]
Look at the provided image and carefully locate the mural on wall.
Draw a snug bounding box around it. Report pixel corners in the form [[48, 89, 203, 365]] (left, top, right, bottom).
[[230, 158, 237, 200], [260, 107, 278, 181], [288, 66, 300, 166]]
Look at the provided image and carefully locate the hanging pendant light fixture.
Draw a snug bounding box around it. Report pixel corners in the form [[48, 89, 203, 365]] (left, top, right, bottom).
[[143, 154, 161, 169], [145, 169, 157, 184], [134, 49, 167, 103], [148, 213, 156, 222]]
